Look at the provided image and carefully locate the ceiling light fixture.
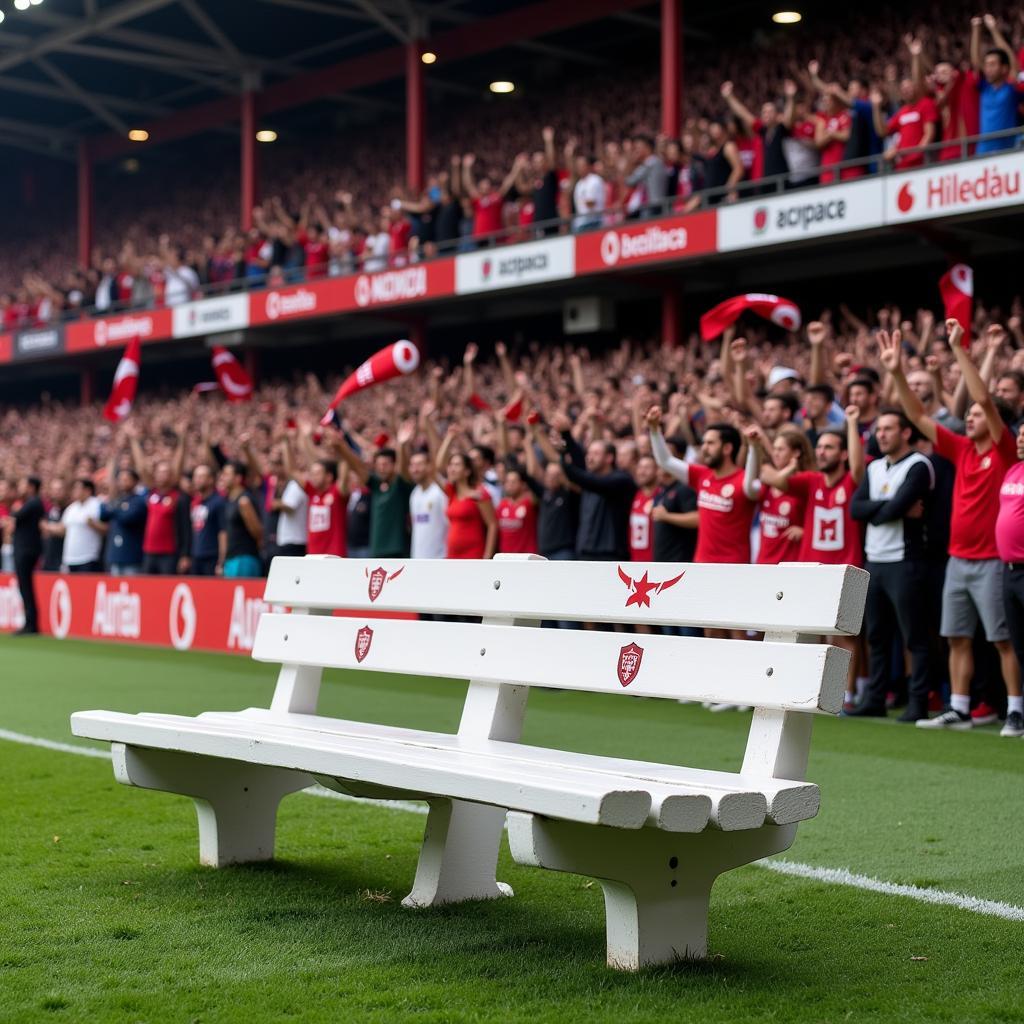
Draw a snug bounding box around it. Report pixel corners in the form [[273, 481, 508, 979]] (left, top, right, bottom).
[[421, 51, 437, 64], [13, 0, 31, 10], [772, 11, 802, 24], [128, 129, 149, 142], [255, 129, 278, 143], [489, 80, 515, 94]]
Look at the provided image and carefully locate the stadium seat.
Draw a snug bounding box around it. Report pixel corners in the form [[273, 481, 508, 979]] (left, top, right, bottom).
[[72, 554, 867, 970]]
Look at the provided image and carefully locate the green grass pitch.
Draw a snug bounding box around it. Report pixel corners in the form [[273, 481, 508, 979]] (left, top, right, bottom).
[[1, 635, 1022, 1023]]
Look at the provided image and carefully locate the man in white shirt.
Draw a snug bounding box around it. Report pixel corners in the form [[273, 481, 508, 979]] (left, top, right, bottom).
[[46, 478, 105, 572], [362, 213, 392, 272], [572, 154, 606, 231], [409, 450, 448, 559], [274, 476, 309, 556], [161, 239, 200, 306]]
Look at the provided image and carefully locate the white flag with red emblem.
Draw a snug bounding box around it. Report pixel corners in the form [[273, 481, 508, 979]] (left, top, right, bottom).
[[700, 293, 802, 341], [939, 264, 973, 349], [321, 339, 421, 424], [212, 346, 254, 403], [102, 336, 142, 423]]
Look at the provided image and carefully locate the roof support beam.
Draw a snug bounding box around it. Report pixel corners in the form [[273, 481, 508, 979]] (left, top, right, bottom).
[[177, 0, 245, 67], [0, 72, 170, 117], [33, 56, 130, 135]]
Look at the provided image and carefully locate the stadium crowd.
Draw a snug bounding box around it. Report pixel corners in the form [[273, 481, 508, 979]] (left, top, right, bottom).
[[4, 5, 1024, 324], [4, 298, 1024, 735]]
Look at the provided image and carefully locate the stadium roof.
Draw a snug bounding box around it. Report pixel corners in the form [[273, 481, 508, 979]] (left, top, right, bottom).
[[0, 0, 866, 164]]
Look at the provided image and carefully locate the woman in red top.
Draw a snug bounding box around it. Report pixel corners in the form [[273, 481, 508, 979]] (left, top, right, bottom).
[[743, 425, 813, 564], [444, 453, 497, 559]]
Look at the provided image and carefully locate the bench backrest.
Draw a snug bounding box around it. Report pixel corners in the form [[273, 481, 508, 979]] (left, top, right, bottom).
[[254, 556, 868, 782]]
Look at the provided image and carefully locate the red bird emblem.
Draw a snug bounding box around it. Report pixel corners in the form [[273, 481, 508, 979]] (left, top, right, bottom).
[[366, 565, 405, 602], [617, 566, 685, 608]]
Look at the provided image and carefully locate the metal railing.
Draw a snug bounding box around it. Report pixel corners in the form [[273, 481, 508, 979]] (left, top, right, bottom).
[[15, 123, 1024, 329]]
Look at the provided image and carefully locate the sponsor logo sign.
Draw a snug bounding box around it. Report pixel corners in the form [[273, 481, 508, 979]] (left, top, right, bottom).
[[719, 178, 885, 250], [173, 293, 250, 339], [13, 324, 64, 360], [66, 310, 174, 353], [0, 572, 413, 651], [355, 266, 427, 307], [617, 642, 645, 687], [455, 236, 575, 294], [883, 151, 1024, 224], [575, 212, 717, 272], [616, 566, 685, 609]]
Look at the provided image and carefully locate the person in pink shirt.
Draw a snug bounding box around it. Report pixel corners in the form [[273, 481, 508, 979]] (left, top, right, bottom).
[[996, 424, 1024, 735]]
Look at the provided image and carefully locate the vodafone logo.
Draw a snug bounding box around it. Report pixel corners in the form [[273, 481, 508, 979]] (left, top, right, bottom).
[[265, 288, 317, 321], [393, 339, 420, 372], [893, 163, 1022, 218], [600, 231, 621, 266], [94, 315, 154, 347], [897, 182, 915, 213], [169, 583, 197, 650], [769, 303, 802, 331], [355, 275, 371, 307], [49, 579, 72, 639], [753, 207, 769, 233]]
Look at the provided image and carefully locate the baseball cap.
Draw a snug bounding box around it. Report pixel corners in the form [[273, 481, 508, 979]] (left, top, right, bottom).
[[767, 366, 801, 389]]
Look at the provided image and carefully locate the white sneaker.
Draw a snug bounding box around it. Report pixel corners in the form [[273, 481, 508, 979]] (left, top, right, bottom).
[[1000, 711, 1024, 737], [916, 708, 972, 730]]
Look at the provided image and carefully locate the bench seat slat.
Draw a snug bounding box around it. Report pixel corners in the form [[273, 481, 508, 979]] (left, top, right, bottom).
[[197, 710, 815, 827], [251, 614, 847, 713], [265, 558, 868, 636], [71, 710, 660, 830]]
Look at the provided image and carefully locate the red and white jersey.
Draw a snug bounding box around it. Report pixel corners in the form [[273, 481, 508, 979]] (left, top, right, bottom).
[[756, 487, 805, 565], [496, 495, 537, 554], [304, 482, 347, 556], [787, 470, 863, 566], [629, 488, 657, 561], [690, 465, 756, 564]]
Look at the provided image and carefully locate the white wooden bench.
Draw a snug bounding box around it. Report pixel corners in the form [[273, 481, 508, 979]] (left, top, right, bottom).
[[71, 555, 866, 970]]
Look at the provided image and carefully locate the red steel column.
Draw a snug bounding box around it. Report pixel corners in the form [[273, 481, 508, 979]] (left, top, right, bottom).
[[244, 348, 260, 388], [80, 367, 94, 407], [77, 141, 93, 268], [661, 288, 681, 348], [661, 0, 682, 137], [241, 90, 260, 231], [406, 40, 425, 193]]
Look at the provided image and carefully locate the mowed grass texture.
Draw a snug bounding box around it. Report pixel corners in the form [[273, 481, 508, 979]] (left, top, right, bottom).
[[1, 637, 1022, 1024]]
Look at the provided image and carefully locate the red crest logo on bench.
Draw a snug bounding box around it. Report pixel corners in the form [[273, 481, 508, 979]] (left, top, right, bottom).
[[366, 565, 404, 602], [355, 625, 374, 663], [617, 642, 644, 687]]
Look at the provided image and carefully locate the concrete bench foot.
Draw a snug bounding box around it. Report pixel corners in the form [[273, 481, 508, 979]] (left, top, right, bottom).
[[112, 744, 312, 867], [507, 812, 798, 970], [402, 798, 513, 908]]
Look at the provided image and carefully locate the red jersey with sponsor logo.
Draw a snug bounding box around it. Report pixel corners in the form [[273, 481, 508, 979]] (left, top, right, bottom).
[[629, 488, 657, 561], [496, 495, 537, 554], [757, 487, 805, 565], [787, 470, 862, 566], [143, 488, 181, 555], [304, 482, 347, 556], [886, 97, 938, 169], [689, 465, 755, 564], [934, 423, 1017, 560], [472, 194, 504, 237], [817, 111, 851, 184]]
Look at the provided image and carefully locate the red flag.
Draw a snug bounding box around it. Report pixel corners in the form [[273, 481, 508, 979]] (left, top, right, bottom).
[[102, 336, 141, 423], [321, 339, 421, 424], [468, 393, 492, 412], [939, 264, 973, 349], [212, 347, 254, 403], [503, 395, 524, 422], [699, 293, 802, 341]]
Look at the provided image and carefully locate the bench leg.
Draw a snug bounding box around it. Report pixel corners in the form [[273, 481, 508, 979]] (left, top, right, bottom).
[[508, 813, 797, 970], [402, 799, 513, 908], [112, 744, 313, 867]]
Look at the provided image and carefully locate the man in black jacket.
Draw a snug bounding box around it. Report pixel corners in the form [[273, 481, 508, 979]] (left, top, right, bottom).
[[10, 476, 45, 635], [552, 413, 634, 561]]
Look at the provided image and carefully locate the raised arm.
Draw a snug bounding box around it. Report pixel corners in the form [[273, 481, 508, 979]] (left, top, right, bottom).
[[720, 81, 756, 131], [869, 87, 889, 140], [498, 154, 526, 199], [494, 340, 516, 397], [970, 16, 983, 71], [646, 405, 690, 484], [331, 427, 371, 486], [878, 328, 937, 443], [984, 14, 1019, 80], [781, 79, 797, 128], [461, 154, 480, 200], [742, 425, 766, 501], [845, 404, 866, 485], [807, 321, 827, 386], [125, 421, 153, 489], [948, 319, 1006, 443]]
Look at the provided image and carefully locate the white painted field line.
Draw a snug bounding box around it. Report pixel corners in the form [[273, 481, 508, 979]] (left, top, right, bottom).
[[4, 727, 1023, 922]]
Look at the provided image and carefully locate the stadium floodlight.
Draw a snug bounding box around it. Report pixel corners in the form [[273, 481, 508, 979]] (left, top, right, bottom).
[[0, 10, 5, 23], [30, 0, 45, 6], [771, 10, 801, 23], [13, 0, 31, 10], [489, 80, 515, 94], [128, 129, 149, 142], [256, 129, 278, 143], [421, 51, 437, 64]]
